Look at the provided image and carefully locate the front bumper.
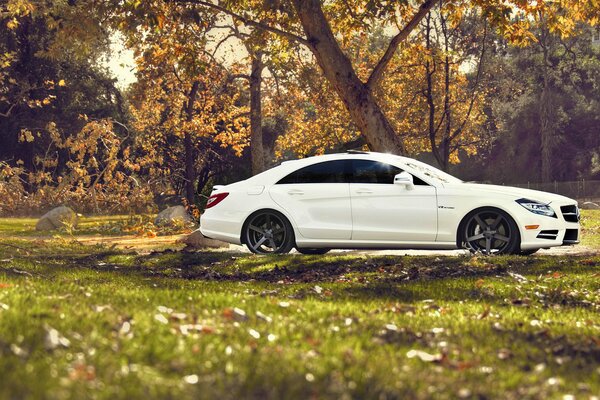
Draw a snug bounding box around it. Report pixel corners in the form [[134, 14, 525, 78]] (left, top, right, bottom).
[[519, 203, 580, 251]]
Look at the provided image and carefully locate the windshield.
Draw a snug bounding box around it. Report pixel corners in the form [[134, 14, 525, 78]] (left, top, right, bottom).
[[402, 159, 463, 184]]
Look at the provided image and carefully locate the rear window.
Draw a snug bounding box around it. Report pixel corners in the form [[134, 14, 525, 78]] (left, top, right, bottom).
[[277, 160, 349, 184]]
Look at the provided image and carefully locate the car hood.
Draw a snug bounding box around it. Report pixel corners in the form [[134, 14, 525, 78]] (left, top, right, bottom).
[[446, 183, 576, 204]]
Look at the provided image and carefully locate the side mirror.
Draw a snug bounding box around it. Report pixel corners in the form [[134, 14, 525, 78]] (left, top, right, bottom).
[[394, 171, 414, 190]]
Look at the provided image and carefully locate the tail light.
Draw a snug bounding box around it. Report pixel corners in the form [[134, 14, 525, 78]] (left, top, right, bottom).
[[205, 192, 229, 209]]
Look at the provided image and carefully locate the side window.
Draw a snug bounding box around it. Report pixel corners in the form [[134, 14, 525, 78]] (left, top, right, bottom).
[[350, 160, 430, 185], [277, 160, 349, 184], [351, 160, 401, 184]]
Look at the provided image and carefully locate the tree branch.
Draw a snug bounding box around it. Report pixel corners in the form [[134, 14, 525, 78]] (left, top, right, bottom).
[[0, 103, 17, 118], [366, 0, 438, 89], [173, 0, 313, 49], [450, 21, 488, 141], [228, 73, 251, 83]]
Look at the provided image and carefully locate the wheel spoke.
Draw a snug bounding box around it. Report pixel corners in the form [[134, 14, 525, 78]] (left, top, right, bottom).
[[467, 233, 485, 241], [267, 238, 277, 249], [252, 236, 267, 250], [485, 237, 492, 254], [493, 234, 510, 242], [249, 224, 265, 234], [265, 214, 271, 228], [272, 226, 285, 234], [490, 215, 503, 229], [474, 214, 487, 229]]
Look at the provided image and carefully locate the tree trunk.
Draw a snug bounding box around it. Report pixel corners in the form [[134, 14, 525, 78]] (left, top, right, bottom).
[[424, 15, 444, 169], [538, 21, 554, 183], [250, 51, 265, 175], [441, 14, 452, 172], [291, 0, 406, 154], [184, 81, 200, 206]]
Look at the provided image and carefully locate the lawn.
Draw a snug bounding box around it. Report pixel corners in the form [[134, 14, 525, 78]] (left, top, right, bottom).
[[0, 211, 598, 399]]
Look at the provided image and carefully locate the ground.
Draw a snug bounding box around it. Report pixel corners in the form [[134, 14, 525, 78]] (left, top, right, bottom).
[[0, 211, 598, 399]]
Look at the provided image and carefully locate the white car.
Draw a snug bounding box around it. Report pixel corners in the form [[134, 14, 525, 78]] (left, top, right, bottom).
[[200, 151, 580, 255]]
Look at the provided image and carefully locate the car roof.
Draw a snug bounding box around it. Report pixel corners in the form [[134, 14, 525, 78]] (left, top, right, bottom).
[[242, 151, 451, 188], [279, 151, 412, 167]]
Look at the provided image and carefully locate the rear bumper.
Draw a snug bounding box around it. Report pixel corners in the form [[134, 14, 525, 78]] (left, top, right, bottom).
[[199, 213, 243, 245]]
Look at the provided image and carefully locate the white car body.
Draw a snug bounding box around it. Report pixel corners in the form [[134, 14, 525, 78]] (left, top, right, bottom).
[[200, 152, 580, 253]]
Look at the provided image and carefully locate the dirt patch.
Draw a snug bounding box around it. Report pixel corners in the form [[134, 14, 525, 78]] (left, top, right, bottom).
[[75, 234, 189, 250]]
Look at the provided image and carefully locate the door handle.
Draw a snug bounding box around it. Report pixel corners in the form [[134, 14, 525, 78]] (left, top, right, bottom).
[[355, 189, 373, 194], [287, 189, 304, 195]]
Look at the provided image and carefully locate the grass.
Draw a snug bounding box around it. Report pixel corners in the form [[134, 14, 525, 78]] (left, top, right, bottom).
[[0, 212, 598, 399], [581, 209, 600, 247]]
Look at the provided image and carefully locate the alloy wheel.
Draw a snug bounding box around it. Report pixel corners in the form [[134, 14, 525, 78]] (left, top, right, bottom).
[[464, 210, 514, 255], [245, 211, 292, 254]]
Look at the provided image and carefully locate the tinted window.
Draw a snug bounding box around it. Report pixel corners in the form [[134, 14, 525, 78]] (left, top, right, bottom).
[[351, 160, 401, 184], [277, 160, 349, 184]]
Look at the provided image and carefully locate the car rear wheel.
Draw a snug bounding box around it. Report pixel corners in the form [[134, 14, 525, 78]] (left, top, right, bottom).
[[244, 210, 295, 254], [296, 248, 330, 255], [461, 208, 520, 255]]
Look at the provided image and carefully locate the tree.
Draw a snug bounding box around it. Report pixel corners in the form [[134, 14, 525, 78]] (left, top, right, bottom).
[[176, 0, 599, 157], [481, 22, 600, 183], [0, 0, 126, 192], [416, 10, 489, 171], [120, 2, 249, 205]]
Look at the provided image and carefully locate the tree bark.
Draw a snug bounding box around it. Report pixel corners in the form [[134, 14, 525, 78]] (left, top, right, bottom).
[[538, 18, 554, 183], [291, 0, 406, 154], [184, 81, 200, 206], [250, 51, 265, 175], [424, 15, 444, 169]]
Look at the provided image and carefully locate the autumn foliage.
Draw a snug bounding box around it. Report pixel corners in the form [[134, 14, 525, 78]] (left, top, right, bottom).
[[1, 0, 599, 215]]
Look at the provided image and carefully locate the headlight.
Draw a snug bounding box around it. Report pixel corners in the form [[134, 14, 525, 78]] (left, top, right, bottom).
[[516, 198, 556, 218]]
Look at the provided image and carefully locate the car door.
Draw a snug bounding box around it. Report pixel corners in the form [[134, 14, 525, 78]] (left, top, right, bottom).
[[349, 159, 438, 242], [269, 160, 352, 239]]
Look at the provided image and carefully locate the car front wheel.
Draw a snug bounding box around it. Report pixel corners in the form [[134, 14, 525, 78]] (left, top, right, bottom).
[[461, 208, 520, 255], [244, 210, 295, 254]]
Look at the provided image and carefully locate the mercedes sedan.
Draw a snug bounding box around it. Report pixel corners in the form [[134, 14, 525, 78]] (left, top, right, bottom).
[[200, 151, 580, 255]]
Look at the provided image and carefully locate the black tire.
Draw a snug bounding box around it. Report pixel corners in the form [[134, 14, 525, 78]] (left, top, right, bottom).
[[296, 248, 330, 255], [460, 207, 520, 255], [243, 210, 295, 254], [520, 249, 539, 256]]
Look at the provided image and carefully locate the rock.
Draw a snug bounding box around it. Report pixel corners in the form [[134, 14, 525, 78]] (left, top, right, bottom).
[[181, 230, 228, 249], [155, 205, 194, 226], [35, 206, 77, 231], [581, 201, 599, 210]]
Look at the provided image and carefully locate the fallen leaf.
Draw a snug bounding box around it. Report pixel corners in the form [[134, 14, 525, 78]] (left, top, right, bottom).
[[256, 311, 272, 323], [406, 349, 443, 362], [497, 348, 512, 360], [248, 329, 260, 339], [44, 327, 70, 350], [170, 313, 187, 320], [154, 314, 169, 324], [183, 374, 199, 384], [157, 305, 173, 314], [508, 272, 528, 283], [93, 305, 111, 313], [478, 306, 490, 319]]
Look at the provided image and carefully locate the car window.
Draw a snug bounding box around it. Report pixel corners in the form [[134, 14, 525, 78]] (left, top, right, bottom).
[[277, 160, 349, 184], [351, 160, 401, 184], [351, 160, 429, 185]]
